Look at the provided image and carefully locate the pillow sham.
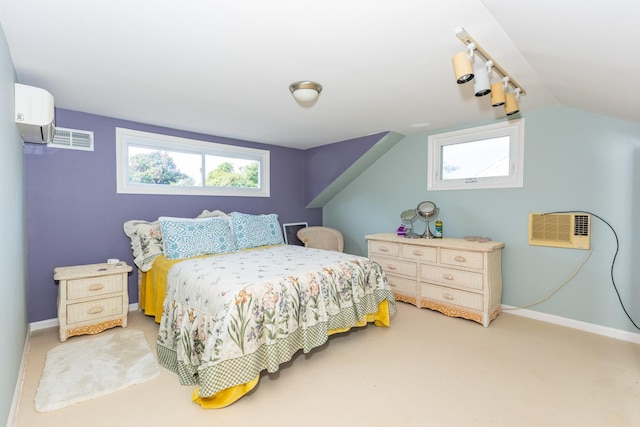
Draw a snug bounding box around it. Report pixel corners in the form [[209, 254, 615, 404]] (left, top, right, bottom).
[[123, 220, 164, 272], [196, 209, 229, 219], [159, 216, 236, 260], [230, 212, 284, 250]]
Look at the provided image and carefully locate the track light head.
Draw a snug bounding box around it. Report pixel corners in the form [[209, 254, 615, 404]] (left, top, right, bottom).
[[504, 88, 520, 116], [452, 50, 474, 84], [473, 61, 491, 97]]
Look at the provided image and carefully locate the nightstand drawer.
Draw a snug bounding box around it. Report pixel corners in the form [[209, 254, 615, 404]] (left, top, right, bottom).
[[66, 296, 124, 324], [440, 249, 484, 270], [421, 283, 483, 311], [371, 256, 417, 277], [66, 274, 124, 300], [421, 265, 484, 290]]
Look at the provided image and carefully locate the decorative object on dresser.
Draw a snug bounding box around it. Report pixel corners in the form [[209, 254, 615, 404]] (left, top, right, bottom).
[[400, 209, 419, 238], [415, 200, 440, 238], [53, 262, 132, 341], [366, 233, 504, 327]]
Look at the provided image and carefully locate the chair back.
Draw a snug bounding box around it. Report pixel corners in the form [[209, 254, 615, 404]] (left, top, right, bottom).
[[296, 226, 344, 252]]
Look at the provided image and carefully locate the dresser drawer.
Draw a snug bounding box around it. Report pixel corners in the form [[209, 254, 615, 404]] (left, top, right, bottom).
[[421, 283, 483, 311], [370, 256, 417, 277], [386, 274, 417, 296], [440, 249, 484, 270], [401, 244, 437, 263], [421, 265, 484, 291], [369, 240, 400, 257], [66, 296, 124, 324], [66, 274, 124, 300]]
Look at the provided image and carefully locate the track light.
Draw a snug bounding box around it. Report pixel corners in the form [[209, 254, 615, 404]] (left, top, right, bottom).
[[454, 27, 525, 116], [505, 88, 520, 116], [452, 43, 475, 84], [473, 60, 491, 97], [490, 82, 505, 106], [491, 77, 508, 107]]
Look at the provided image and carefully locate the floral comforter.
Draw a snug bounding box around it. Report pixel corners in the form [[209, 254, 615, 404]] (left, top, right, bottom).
[[156, 244, 396, 400]]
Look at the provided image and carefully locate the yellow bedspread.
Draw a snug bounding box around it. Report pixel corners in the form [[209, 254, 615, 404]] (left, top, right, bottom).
[[139, 254, 207, 322]]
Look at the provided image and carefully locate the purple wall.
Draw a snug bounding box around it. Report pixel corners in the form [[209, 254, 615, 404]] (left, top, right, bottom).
[[303, 132, 387, 205], [25, 109, 322, 322]]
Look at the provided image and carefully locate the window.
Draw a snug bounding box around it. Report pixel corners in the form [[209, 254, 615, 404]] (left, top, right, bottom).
[[427, 118, 524, 191], [116, 128, 270, 197]]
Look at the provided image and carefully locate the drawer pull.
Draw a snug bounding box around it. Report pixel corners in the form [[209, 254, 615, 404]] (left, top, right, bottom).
[[87, 306, 104, 315], [443, 274, 454, 280], [412, 250, 422, 256], [379, 246, 389, 252], [443, 293, 454, 301], [389, 280, 397, 287], [386, 264, 397, 270], [454, 256, 466, 263], [88, 284, 104, 291]]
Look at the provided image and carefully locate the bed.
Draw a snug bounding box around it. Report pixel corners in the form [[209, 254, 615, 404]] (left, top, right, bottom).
[[124, 211, 396, 408]]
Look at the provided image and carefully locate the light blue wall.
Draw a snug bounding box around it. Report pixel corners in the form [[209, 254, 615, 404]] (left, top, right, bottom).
[[325, 106, 640, 333], [0, 23, 28, 425]]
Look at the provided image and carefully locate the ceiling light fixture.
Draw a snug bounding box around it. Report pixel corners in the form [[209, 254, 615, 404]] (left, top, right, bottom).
[[505, 88, 521, 116], [491, 77, 508, 107], [289, 81, 323, 103], [453, 27, 526, 115], [452, 43, 475, 84], [473, 60, 492, 97]]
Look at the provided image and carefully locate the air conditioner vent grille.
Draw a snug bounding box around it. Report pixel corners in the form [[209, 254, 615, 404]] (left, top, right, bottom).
[[574, 214, 590, 236], [49, 127, 94, 151], [529, 213, 591, 250]]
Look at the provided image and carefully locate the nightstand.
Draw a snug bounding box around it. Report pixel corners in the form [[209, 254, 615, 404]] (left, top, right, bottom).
[[53, 262, 132, 341]]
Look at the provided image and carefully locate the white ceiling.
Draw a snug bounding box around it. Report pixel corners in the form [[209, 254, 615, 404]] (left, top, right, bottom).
[[1, 0, 638, 149]]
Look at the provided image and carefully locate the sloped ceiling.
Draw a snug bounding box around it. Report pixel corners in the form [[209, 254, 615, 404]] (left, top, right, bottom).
[[0, 0, 636, 149]]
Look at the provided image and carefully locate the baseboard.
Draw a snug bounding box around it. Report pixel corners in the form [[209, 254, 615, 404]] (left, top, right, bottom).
[[8, 325, 31, 427], [29, 303, 140, 332], [501, 304, 640, 344]]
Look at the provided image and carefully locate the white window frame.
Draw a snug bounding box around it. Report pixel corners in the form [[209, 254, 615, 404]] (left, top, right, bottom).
[[427, 118, 524, 191], [116, 128, 270, 197]]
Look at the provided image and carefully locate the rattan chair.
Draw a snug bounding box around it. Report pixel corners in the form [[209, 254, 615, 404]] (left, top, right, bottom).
[[296, 226, 344, 252]]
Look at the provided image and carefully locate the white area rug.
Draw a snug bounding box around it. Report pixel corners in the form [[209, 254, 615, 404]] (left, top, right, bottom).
[[34, 329, 160, 412]]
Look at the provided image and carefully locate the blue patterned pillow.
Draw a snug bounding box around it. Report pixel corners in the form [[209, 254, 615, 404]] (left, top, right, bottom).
[[230, 212, 284, 250], [159, 216, 236, 260]]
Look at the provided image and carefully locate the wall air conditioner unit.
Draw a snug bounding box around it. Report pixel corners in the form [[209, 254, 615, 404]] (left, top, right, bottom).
[[528, 213, 591, 250], [15, 83, 55, 144]]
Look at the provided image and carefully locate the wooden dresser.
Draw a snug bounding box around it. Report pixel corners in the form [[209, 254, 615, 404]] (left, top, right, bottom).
[[366, 233, 504, 327], [54, 262, 132, 341]]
